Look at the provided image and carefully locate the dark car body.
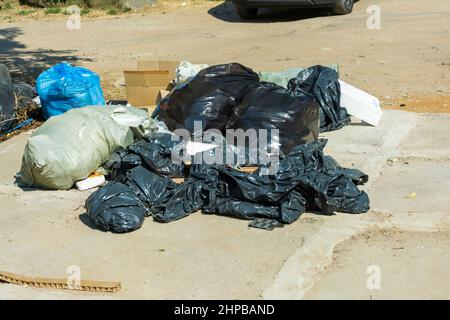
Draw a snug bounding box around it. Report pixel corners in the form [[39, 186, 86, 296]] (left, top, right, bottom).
[[232, 0, 337, 9], [231, 0, 355, 18]]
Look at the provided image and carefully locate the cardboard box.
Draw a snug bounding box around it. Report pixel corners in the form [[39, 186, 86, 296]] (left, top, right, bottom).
[[123, 70, 169, 106], [124, 60, 179, 107], [137, 60, 179, 80]]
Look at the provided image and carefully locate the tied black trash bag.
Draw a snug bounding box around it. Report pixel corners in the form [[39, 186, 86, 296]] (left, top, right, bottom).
[[0, 64, 15, 132], [226, 82, 320, 154], [86, 165, 206, 231], [157, 63, 259, 134], [288, 65, 350, 133], [85, 182, 148, 233]]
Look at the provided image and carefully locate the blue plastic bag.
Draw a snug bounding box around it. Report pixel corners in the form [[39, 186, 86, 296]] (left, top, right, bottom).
[[36, 63, 105, 119]]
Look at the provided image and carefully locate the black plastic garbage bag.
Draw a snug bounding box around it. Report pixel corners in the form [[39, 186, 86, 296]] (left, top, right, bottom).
[[202, 139, 369, 223], [12, 82, 37, 110], [155, 138, 369, 224], [226, 82, 320, 154], [124, 165, 205, 223], [88, 136, 369, 232], [104, 149, 142, 182], [124, 166, 178, 213], [127, 132, 185, 177], [104, 132, 186, 181], [200, 164, 305, 223], [0, 64, 15, 132], [157, 63, 260, 133], [85, 182, 148, 233], [203, 190, 306, 224], [281, 140, 369, 214], [152, 179, 205, 222], [288, 65, 350, 133]]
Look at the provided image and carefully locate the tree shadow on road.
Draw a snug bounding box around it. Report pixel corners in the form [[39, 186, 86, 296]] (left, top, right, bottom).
[[0, 27, 93, 83], [208, 1, 332, 23]]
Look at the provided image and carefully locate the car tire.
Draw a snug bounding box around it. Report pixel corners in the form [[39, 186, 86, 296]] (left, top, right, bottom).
[[234, 4, 258, 19], [334, 0, 354, 15]]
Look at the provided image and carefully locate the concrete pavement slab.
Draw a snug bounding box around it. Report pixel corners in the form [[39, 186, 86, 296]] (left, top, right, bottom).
[[1, 110, 449, 299]]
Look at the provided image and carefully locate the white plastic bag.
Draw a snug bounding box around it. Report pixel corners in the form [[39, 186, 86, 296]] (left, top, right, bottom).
[[175, 61, 209, 84]]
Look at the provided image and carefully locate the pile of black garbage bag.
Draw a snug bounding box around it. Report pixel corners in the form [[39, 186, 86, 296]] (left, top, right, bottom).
[[157, 63, 350, 145], [85, 63, 366, 233], [0, 63, 37, 133], [86, 135, 369, 233]]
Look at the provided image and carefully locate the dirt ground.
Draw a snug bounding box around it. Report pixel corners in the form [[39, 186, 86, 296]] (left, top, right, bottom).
[[2, 0, 450, 108], [0, 0, 449, 300]]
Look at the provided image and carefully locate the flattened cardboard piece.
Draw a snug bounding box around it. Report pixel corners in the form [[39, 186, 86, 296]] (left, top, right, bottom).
[[0, 270, 121, 293]]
